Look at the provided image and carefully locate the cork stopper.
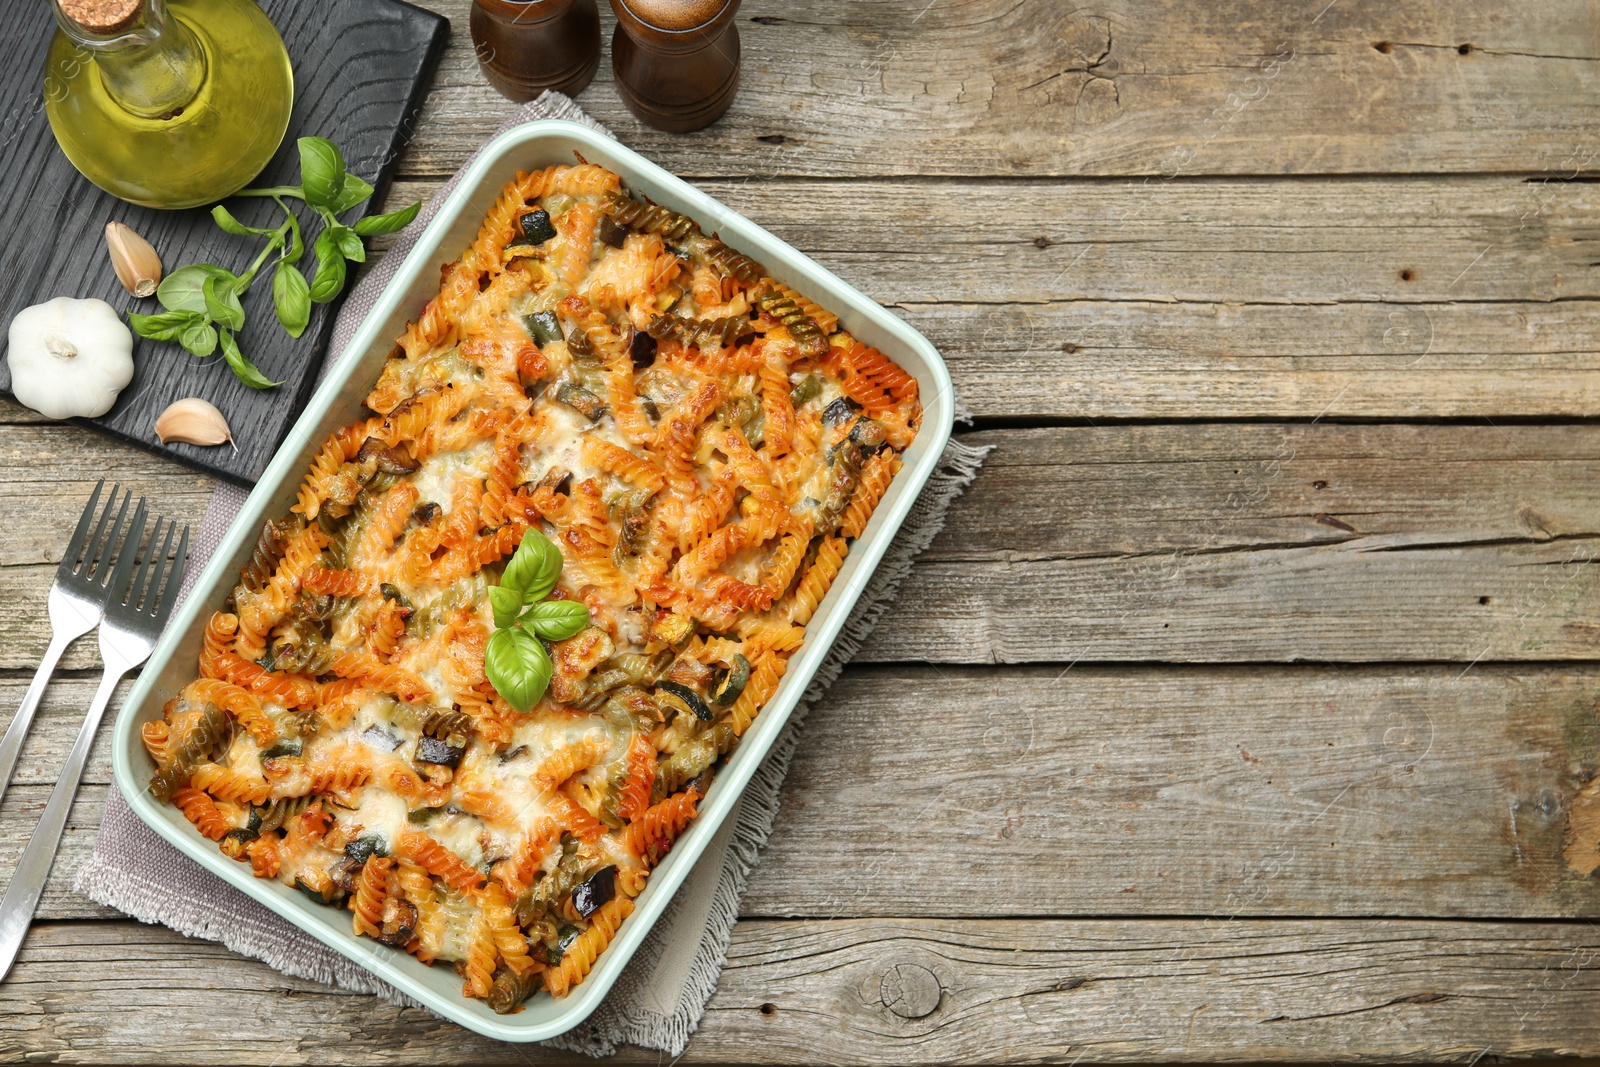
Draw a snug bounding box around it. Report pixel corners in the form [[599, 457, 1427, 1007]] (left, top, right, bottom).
[[615, 0, 734, 32], [57, 0, 145, 35]]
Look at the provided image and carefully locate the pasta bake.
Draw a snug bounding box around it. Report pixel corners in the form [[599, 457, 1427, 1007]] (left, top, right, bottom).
[[144, 161, 921, 1011]]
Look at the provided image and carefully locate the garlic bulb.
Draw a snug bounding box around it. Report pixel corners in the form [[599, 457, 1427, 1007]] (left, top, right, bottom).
[[105, 222, 163, 298], [6, 297, 134, 420], [155, 398, 234, 448]]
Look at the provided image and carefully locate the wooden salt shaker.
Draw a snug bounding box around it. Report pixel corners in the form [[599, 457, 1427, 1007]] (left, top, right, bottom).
[[609, 0, 741, 132], [470, 0, 601, 102]]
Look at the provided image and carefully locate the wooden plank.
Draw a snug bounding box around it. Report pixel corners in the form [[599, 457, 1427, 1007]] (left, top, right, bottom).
[[19, 663, 1600, 922], [380, 175, 1600, 419], [5, 917, 1600, 1063], [10, 423, 1600, 668], [396, 0, 1600, 179]]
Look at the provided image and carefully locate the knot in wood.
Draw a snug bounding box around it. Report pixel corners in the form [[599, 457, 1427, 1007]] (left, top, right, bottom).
[[879, 962, 942, 1019]]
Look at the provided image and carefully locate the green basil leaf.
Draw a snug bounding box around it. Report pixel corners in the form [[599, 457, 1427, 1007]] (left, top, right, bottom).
[[272, 261, 311, 338], [211, 204, 276, 237], [297, 137, 346, 209], [180, 321, 218, 358], [521, 599, 590, 642], [330, 171, 376, 214], [353, 201, 421, 237], [500, 530, 563, 601], [308, 230, 347, 304], [281, 205, 305, 265], [201, 274, 246, 331], [329, 224, 365, 264], [485, 626, 553, 714], [128, 308, 203, 342], [219, 330, 282, 390], [489, 585, 524, 630], [157, 264, 233, 314]]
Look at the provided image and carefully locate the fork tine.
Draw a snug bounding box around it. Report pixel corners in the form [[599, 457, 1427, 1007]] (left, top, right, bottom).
[[82, 484, 125, 582], [128, 516, 165, 614], [62, 479, 105, 574], [144, 519, 176, 614], [155, 524, 190, 622], [104, 498, 147, 603]]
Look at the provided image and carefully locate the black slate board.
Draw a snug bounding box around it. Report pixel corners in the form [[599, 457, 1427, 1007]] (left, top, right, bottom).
[[0, 0, 449, 485]]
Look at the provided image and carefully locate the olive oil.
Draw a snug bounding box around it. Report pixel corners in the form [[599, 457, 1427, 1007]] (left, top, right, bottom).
[[45, 0, 294, 210]]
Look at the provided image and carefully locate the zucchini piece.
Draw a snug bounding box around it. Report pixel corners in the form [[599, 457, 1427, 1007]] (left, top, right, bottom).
[[522, 309, 563, 346], [555, 382, 607, 421], [260, 739, 303, 760], [657, 680, 713, 722], [789, 374, 821, 407], [710, 654, 751, 707], [344, 834, 388, 864]]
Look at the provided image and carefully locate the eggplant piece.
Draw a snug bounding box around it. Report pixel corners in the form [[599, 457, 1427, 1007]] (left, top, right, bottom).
[[657, 680, 713, 722], [260, 739, 304, 760], [511, 208, 557, 246], [499, 745, 529, 763], [345, 834, 388, 864], [630, 328, 658, 368], [571, 865, 617, 919], [329, 856, 363, 895], [710, 654, 751, 707], [555, 382, 607, 421], [361, 725, 404, 753], [409, 502, 442, 529], [848, 416, 888, 451], [416, 735, 465, 767], [596, 215, 629, 249], [522, 309, 563, 346], [821, 396, 861, 427], [378, 897, 419, 948], [354, 437, 420, 475], [407, 806, 444, 825]]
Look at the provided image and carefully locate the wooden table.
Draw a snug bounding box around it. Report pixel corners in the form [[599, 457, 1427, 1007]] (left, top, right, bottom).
[[4, 0, 1600, 1061]]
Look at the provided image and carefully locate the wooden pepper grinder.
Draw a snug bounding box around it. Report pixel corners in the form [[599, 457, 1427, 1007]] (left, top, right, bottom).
[[470, 0, 601, 102], [609, 0, 741, 132]]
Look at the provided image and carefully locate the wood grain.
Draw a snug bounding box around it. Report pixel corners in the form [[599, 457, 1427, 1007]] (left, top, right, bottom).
[[16, 663, 1600, 922], [396, 0, 1600, 179], [0, 0, 447, 484], [9, 422, 1600, 668], [372, 175, 1600, 419], [5, 918, 1600, 1063]]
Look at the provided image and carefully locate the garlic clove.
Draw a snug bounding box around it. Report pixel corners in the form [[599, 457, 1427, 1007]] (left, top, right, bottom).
[[105, 221, 163, 298], [155, 397, 235, 449]]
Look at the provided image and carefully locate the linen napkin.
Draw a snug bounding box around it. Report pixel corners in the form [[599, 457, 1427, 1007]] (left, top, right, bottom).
[[75, 92, 989, 1057]]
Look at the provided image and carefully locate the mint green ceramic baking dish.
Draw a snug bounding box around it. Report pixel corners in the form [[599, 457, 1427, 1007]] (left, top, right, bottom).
[[110, 119, 954, 1042]]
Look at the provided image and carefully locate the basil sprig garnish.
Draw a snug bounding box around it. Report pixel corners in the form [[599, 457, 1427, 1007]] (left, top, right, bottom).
[[485, 530, 590, 712], [128, 137, 421, 390]]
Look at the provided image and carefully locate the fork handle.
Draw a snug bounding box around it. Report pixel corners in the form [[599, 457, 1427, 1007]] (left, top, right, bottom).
[[0, 663, 127, 983], [0, 630, 79, 811]]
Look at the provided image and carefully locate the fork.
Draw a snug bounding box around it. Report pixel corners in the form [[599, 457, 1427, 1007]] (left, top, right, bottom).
[[0, 481, 136, 809], [0, 500, 188, 982]]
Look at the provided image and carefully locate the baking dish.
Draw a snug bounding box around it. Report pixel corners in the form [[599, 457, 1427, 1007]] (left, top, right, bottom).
[[110, 118, 953, 1042]]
